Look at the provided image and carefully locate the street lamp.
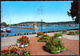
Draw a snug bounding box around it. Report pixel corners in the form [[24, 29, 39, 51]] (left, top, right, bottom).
[[41, 19, 43, 32]]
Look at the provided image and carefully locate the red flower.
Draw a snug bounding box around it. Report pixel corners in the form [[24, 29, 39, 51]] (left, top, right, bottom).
[[14, 50, 17, 52], [55, 44, 58, 46], [55, 42, 57, 43], [22, 42, 24, 43], [17, 39, 19, 40], [22, 39, 24, 41], [25, 40, 26, 42], [59, 43, 61, 45], [27, 37, 28, 39], [20, 53, 22, 55], [6, 50, 9, 52], [25, 36, 27, 38], [10, 50, 12, 52], [1, 50, 9, 53], [22, 36, 24, 38], [27, 41, 29, 43], [52, 40, 54, 42]]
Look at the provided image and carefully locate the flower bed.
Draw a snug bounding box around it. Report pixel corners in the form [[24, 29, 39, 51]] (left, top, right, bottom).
[[62, 30, 67, 33], [37, 32, 44, 37], [1, 46, 31, 55], [75, 30, 79, 34], [45, 38, 65, 54], [68, 31, 76, 35], [38, 35, 52, 42], [16, 36, 30, 48], [53, 33, 63, 38]]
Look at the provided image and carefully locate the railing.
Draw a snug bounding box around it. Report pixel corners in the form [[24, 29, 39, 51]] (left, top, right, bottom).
[[1, 30, 63, 37], [1, 28, 79, 37], [1, 32, 35, 37]]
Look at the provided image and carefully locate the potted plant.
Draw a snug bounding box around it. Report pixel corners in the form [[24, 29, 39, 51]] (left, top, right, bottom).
[[37, 32, 44, 37], [68, 31, 76, 35], [1, 46, 31, 55], [45, 39, 65, 54], [8, 46, 19, 55], [62, 30, 67, 33], [75, 30, 79, 34], [16, 36, 30, 48], [53, 33, 63, 38], [1, 50, 9, 55], [38, 35, 52, 42]]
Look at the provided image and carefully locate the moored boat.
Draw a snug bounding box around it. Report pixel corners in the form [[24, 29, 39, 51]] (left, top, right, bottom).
[[1, 29, 3, 32], [6, 29, 11, 33], [2, 28, 6, 32]]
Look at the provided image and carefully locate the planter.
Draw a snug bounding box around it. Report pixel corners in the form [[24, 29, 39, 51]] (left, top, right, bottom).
[[38, 35, 41, 37], [21, 44, 25, 48], [25, 44, 28, 47], [57, 50, 60, 52], [17, 43, 20, 47], [17, 43, 29, 48], [57, 49, 64, 52], [56, 36, 62, 38]]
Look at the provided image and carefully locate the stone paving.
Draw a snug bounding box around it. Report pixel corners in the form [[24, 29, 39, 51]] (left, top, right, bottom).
[[1, 32, 79, 55], [1, 32, 79, 47], [1, 37, 79, 55]]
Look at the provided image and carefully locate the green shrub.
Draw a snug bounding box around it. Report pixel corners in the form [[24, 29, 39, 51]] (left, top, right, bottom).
[[62, 30, 67, 33], [75, 31, 79, 34], [68, 31, 76, 35], [45, 39, 65, 54], [1, 46, 31, 55], [37, 32, 44, 36], [53, 33, 63, 38], [38, 35, 52, 42]]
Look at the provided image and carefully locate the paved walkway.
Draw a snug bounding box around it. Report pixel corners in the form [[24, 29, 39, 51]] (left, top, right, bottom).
[[1, 32, 79, 47], [1, 37, 79, 55]]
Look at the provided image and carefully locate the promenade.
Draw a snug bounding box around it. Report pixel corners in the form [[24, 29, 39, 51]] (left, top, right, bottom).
[[1, 32, 79, 55]]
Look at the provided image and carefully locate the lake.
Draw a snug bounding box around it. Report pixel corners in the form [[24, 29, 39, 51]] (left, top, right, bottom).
[[1, 26, 79, 37]]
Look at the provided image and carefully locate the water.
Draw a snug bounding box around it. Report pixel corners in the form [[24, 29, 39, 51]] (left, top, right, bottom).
[[1, 26, 79, 37]]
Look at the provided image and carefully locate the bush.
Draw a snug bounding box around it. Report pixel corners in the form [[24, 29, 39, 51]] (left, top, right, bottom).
[[75, 30, 79, 34], [53, 33, 63, 38], [45, 39, 65, 54], [38, 35, 52, 42], [62, 30, 67, 33], [37, 32, 44, 36], [1, 46, 31, 55], [68, 31, 76, 35]]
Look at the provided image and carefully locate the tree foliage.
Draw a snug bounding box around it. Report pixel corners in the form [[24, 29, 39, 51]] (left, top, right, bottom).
[[67, 0, 79, 23], [1, 22, 7, 26]]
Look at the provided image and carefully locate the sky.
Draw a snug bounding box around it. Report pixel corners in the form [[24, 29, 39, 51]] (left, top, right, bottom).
[[1, 1, 73, 24]]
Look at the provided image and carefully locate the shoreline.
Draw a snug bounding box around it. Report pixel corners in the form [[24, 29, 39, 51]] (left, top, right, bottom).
[[1, 29, 79, 37]]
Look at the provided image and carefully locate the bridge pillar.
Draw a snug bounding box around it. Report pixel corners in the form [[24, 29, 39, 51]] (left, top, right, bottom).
[[7, 34, 9, 37], [2, 34, 5, 37], [15, 34, 17, 36], [18, 33, 21, 35], [24, 33, 26, 35]]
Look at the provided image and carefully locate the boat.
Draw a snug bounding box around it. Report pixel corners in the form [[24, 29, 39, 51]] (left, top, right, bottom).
[[6, 18, 11, 33], [6, 27, 11, 33], [1, 28, 3, 32], [6, 29, 11, 33], [2, 28, 6, 32]]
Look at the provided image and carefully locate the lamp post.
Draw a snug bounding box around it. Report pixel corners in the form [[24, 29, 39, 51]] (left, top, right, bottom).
[[41, 19, 43, 32]]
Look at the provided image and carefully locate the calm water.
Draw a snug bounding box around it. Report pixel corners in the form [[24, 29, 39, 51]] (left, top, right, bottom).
[[1, 26, 79, 37]]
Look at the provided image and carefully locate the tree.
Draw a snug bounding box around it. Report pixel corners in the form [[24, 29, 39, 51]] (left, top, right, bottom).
[[1, 22, 7, 26], [67, 0, 79, 23]]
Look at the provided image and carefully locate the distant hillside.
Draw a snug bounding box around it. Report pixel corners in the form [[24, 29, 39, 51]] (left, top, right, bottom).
[[18, 21, 76, 24]]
